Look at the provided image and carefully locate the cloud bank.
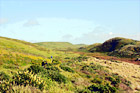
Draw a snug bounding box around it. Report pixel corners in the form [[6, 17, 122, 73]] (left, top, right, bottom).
[[0, 17, 140, 44], [23, 20, 39, 27], [0, 18, 9, 25]]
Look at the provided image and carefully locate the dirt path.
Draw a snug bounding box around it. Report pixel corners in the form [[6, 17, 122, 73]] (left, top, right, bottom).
[[73, 51, 140, 65], [87, 57, 140, 92]]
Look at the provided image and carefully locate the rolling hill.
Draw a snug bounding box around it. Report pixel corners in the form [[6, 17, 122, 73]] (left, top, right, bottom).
[[0, 36, 79, 74], [35, 42, 86, 50], [87, 37, 140, 58], [0, 36, 139, 92]]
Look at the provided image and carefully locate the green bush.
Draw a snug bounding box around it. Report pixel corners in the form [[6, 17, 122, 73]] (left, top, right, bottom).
[[45, 66, 60, 72], [105, 75, 121, 87], [65, 57, 70, 59], [0, 80, 11, 92], [45, 63, 53, 66], [106, 76, 115, 82], [3, 65, 19, 69], [123, 79, 131, 87], [88, 84, 117, 93], [28, 65, 68, 83], [91, 78, 102, 84], [0, 70, 45, 92], [52, 59, 61, 65], [0, 72, 10, 81], [60, 65, 74, 73], [72, 55, 88, 62], [86, 75, 92, 78], [13, 71, 45, 90], [0, 72, 11, 92], [28, 65, 45, 74], [81, 64, 103, 74], [79, 88, 91, 93], [41, 70, 68, 84], [49, 71, 67, 83]]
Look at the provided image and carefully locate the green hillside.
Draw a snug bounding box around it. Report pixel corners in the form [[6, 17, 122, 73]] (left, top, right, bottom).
[[87, 37, 140, 58], [35, 42, 86, 50], [0, 36, 79, 74], [0, 36, 135, 92], [86, 43, 102, 52]]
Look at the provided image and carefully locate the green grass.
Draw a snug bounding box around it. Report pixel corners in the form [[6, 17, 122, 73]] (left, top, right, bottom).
[[86, 37, 140, 58], [35, 42, 86, 50], [0, 36, 134, 93]]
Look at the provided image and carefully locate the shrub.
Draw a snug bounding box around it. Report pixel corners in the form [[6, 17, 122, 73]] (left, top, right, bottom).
[[0, 72, 10, 81], [65, 57, 70, 59], [106, 76, 115, 82], [49, 71, 67, 83], [28, 65, 68, 83], [76, 56, 88, 62], [123, 79, 131, 86], [81, 64, 103, 74], [28, 65, 45, 74], [105, 75, 121, 87], [88, 84, 117, 93], [45, 63, 53, 66], [42, 70, 68, 84], [13, 71, 45, 90], [0, 70, 45, 92], [60, 65, 74, 73], [0, 80, 11, 92], [3, 65, 19, 69], [72, 55, 88, 62], [0, 72, 11, 92], [45, 66, 60, 72], [79, 88, 91, 93], [91, 78, 102, 84], [52, 59, 61, 65], [86, 75, 92, 78]]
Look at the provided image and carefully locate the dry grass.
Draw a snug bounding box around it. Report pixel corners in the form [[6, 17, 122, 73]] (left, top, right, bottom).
[[86, 57, 140, 92]]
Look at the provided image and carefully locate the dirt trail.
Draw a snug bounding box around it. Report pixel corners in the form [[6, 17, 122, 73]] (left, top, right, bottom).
[[73, 51, 140, 65], [87, 57, 140, 92]]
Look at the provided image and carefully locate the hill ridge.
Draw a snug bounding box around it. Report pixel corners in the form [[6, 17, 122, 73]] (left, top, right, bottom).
[[86, 37, 140, 58]]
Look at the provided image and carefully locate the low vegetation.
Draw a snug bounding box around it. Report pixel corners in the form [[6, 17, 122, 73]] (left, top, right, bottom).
[[0, 36, 139, 92]]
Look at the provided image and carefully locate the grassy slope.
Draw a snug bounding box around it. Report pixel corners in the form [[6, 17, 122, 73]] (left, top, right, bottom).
[[87, 57, 140, 91], [0, 36, 137, 92], [0, 36, 78, 75], [35, 42, 86, 50], [87, 37, 140, 58]]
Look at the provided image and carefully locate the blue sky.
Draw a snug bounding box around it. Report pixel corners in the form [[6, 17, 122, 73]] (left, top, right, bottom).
[[0, 0, 140, 44]]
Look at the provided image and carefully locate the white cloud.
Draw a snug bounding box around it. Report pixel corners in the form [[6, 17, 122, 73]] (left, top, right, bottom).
[[0, 18, 8, 25], [61, 34, 73, 42], [72, 30, 140, 44], [0, 17, 139, 44], [23, 19, 39, 27], [109, 32, 113, 35], [0, 17, 97, 42]]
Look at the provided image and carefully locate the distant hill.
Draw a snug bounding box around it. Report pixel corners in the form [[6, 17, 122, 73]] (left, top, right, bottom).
[[0, 36, 51, 57], [35, 42, 86, 50], [0, 36, 52, 68], [0, 36, 72, 69], [87, 37, 140, 58]]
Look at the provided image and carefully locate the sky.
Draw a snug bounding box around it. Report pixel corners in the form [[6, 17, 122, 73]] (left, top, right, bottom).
[[0, 0, 140, 44]]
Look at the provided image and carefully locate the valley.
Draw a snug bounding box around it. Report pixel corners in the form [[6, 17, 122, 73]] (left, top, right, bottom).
[[0, 36, 140, 93]]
